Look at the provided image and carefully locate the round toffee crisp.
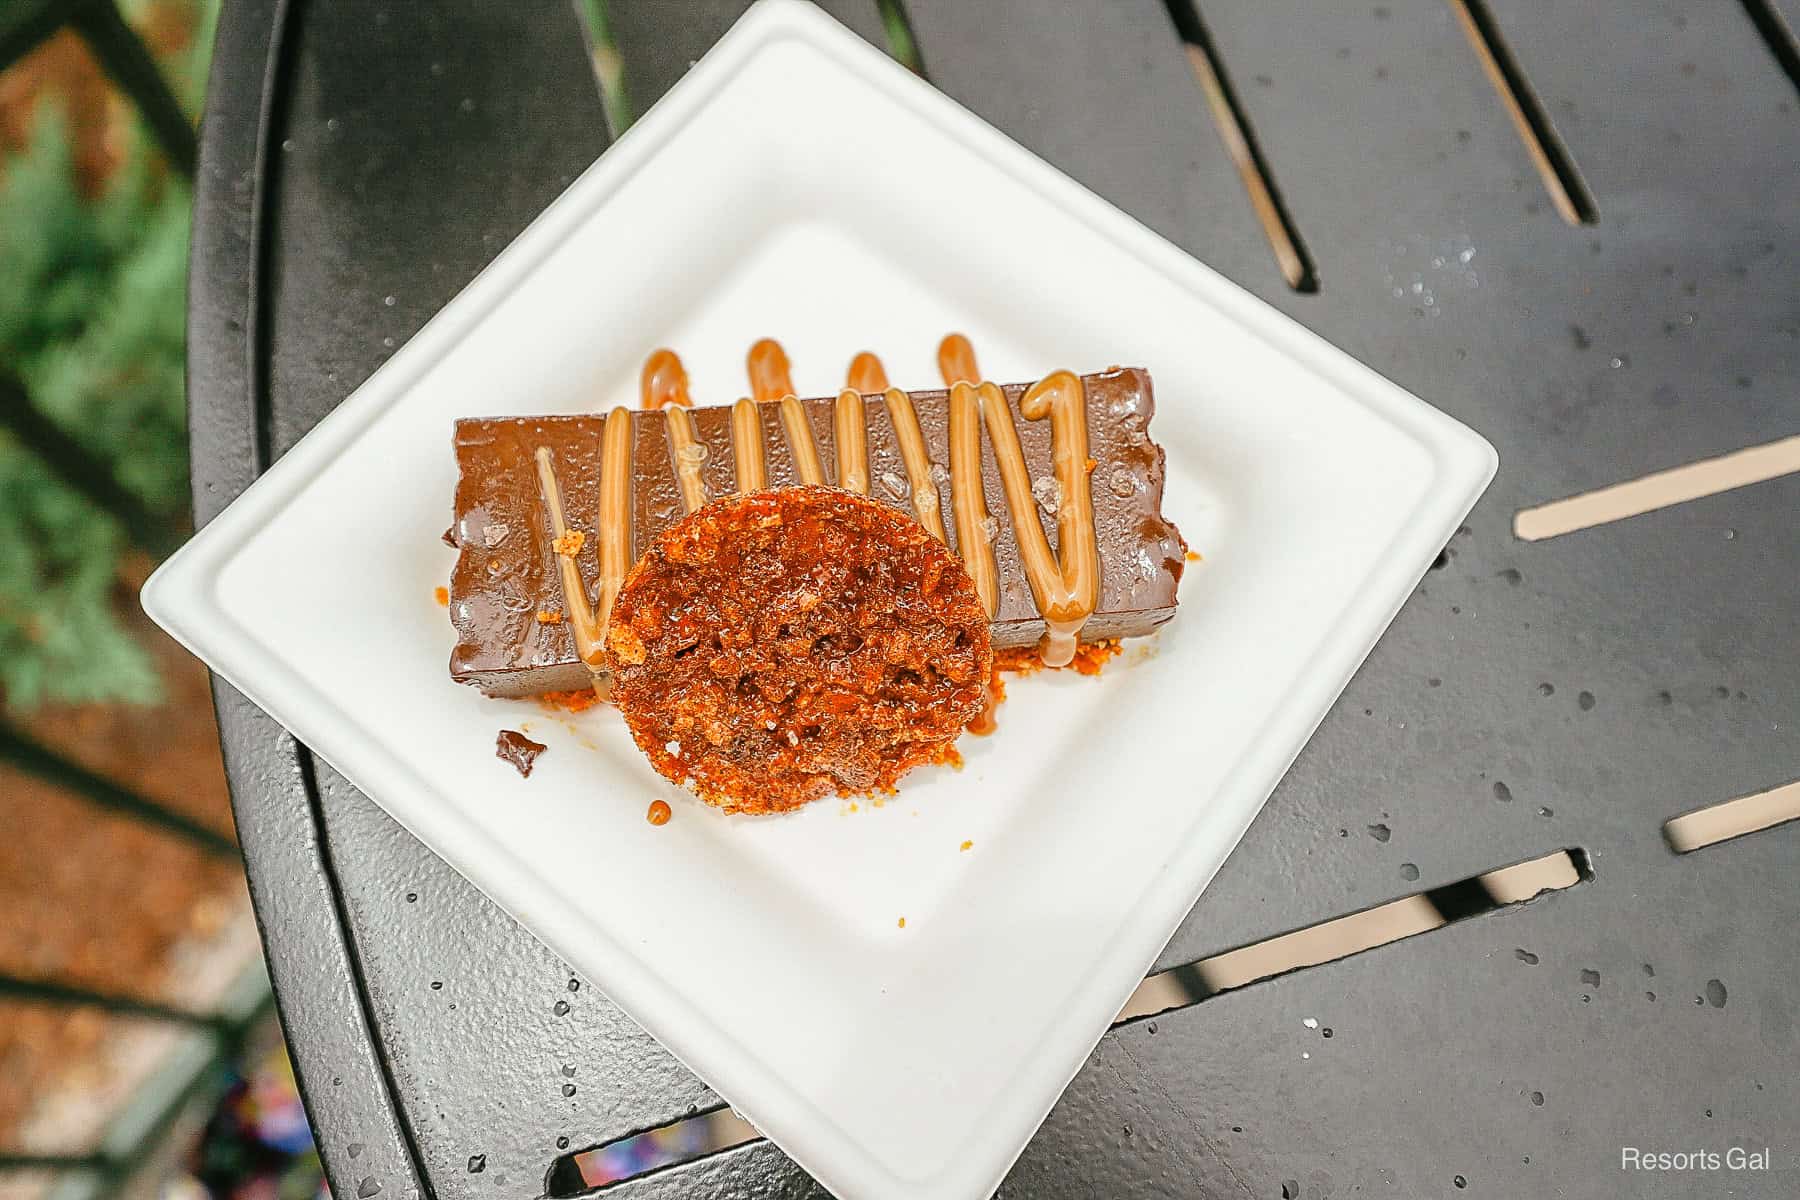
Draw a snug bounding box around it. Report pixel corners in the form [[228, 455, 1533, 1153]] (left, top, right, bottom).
[[606, 486, 993, 813]]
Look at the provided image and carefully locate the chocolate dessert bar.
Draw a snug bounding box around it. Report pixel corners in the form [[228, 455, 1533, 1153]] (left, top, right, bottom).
[[448, 367, 1183, 697]]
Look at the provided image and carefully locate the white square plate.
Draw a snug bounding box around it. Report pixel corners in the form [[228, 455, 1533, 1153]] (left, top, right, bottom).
[[145, 3, 1495, 1196]]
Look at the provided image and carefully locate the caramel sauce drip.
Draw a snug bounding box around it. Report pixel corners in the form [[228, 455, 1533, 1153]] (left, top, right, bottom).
[[938, 333, 979, 388], [731, 396, 766, 494], [640, 349, 693, 410], [847, 351, 889, 393], [747, 338, 794, 403], [834, 388, 869, 494], [532, 446, 608, 692]]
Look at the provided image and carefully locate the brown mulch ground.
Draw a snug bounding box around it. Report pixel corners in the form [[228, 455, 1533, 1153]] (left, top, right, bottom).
[[0, 572, 244, 1145]]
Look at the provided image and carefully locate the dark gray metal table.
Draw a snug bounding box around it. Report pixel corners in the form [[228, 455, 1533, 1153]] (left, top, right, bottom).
[[187, 2, 1800, 1196]]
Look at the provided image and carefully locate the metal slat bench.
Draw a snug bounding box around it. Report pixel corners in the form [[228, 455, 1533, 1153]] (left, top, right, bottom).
[[188, 2, 1800, 1197]]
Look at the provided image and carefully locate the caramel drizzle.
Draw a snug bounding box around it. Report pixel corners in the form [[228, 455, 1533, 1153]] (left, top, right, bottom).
[[531, 407, 634, 690], [940, 336, 997, 614], [847, 352, 888, 394], [628, 334, 1102, 664], [665, 408, 708, 512], [939, 334, 1099, 664], [533, 447, 607, 688], [641, 349, 692, 411], [747, 338, 793, 403], [847, 349, 946, 540], [595, 405, 634, 639], [643, 348, 708, 513], [984, 372, 1099, 667], [779, 396, 825, 484], [946, 381, 998, 615], [833, 388, 869, 494], [731, 397, 766, 494]]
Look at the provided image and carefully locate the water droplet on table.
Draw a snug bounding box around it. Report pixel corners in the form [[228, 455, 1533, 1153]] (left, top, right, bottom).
[[553, 1000, 570, 1016], [1400, 863, 1420, 882], [467, 1154, 486, 1174], [1705, 979, 1728, 1008], [357, 1177, 382, 1197], [1515, 948, 1539, 965], [1367, 823, 1391, 843]]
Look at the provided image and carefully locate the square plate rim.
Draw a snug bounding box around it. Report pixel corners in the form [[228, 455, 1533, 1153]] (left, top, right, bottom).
[[145, 2, 1499, 1197]]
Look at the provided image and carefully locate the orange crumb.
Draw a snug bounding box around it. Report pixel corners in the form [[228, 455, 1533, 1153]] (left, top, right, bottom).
[[646, 799, 672, 826], [1185, 549, 1202, 562], [972, 640, 1122, 735], [960, 840, 973, 852], [539, 688, 604, 714], [552, 530, 586, 556], [928, 743, 964, 770], [993, 639, 1119, 677], [433, 586, 449, 607], [849, 802, 859, 813], [536, 610, 564, 624], [1084, 456, 1097, 473], [897, 917, 906, 929]]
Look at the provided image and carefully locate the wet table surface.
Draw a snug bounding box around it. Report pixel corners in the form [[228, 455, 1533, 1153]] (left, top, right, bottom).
[[187, 2, 1800, 1197]]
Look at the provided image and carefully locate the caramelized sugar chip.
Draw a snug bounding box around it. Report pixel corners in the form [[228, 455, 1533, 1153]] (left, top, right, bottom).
[[608, 486, 992, 813]]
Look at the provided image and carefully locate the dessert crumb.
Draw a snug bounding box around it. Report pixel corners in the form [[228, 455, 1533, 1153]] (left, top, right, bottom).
[[495, 729, 546, 777], [539, 689, 604, 714], [434, 586, 449, 606], [536, 610, 564, 624], [552, 529, 586, 556], [1185, 550, 1202, 562], [646, 799, 672, 826], [960, 840, 973, 852], [897, 917, 906, 929]]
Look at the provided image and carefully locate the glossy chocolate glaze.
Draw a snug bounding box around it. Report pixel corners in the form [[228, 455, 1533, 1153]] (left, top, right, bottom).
[[448, 368, 1182, 697]]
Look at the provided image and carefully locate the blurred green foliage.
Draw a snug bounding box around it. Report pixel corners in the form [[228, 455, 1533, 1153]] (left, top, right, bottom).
[[0, 2, 213, 710]]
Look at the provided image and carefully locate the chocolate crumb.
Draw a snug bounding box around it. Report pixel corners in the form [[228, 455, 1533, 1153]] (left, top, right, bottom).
[[441, 526, 457, 547], [496, 729, 547, 777]]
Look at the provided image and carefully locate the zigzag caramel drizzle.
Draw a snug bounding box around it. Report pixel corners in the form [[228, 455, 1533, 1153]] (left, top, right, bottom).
[[531, 334, 1101, 673]]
